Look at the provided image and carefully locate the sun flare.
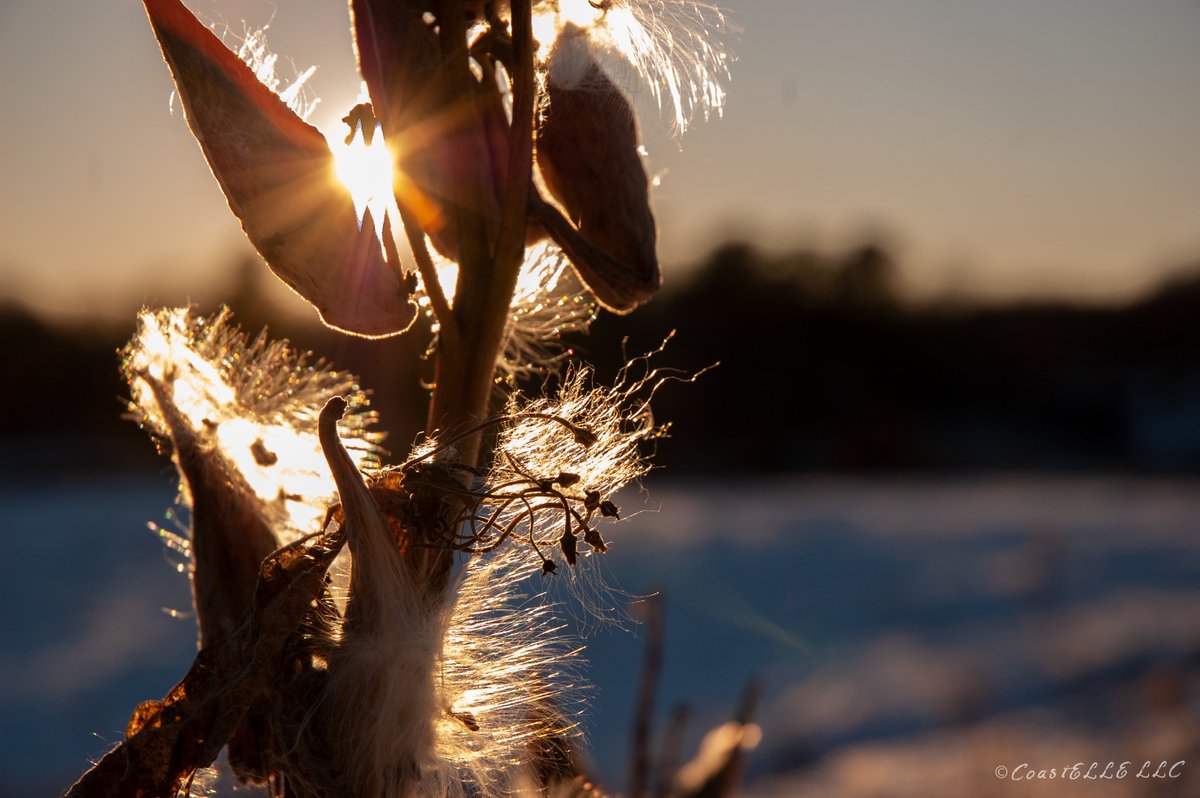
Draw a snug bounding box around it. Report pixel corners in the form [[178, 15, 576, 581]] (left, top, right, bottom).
[[328, 122, 402, 244]]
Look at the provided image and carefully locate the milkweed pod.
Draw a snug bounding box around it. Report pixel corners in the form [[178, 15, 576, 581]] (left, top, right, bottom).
[[474, 54, 549, 251], [143, 0, 416, 338], [421, 48, 540, 262], [134, 372, 280, 783], [317, 398, 441, 797], [352, 0, 507, 257], [350, 0, 440, 130], [350, 0, 441, 211], [537, 24, 661, 312]]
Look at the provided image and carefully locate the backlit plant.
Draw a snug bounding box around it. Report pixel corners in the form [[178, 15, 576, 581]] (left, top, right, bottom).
[[66, 2, 757, 796]]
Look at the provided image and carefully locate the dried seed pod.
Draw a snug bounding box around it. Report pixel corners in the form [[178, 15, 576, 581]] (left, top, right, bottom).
[[143, 0, 416, 338], [537, 24, 661, 312], [421, 49, 550, 261], [317, 397, 442, 798], [583, 525, 607, 553], [350, 1, 440, 129], [65, 522, 348, 798], [352, 0, 510, 258], [473, 52, 549, 250], [560, 527, 579, 566], [350, 0, 441, 216], [583, 489, 600, 511], [134, 373, 280, 783]]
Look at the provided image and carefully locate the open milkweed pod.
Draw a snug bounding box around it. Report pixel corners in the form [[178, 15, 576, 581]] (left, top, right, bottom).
[[537, 24, 661, 313], [122, 307, 383, 784], [144, 0, 416, 338], [135, 372, 280, 783], [317, 397, 442, 797]]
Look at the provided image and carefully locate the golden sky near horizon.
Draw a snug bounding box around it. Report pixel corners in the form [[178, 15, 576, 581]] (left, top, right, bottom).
[[1, 0, 1199, 321]]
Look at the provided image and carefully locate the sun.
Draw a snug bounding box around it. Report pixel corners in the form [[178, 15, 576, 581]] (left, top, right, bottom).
[[328, 119, 402, 244]]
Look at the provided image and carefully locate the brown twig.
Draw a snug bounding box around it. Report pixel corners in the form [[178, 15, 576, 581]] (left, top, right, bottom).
[[397, 205, 457, 351], [628, 593, 666, 798], [653, 705, 691, 798]]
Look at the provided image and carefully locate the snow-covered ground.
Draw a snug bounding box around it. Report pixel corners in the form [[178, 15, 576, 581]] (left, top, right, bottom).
[[5, 476, 1200, 796]]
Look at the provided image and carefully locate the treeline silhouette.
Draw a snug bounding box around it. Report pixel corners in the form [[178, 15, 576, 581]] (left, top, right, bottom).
[[580, 242, 1200, 473], [5, 241, 1200, 476]]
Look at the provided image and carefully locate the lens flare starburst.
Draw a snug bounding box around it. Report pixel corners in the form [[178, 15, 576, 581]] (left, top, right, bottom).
[[329, 121, 402, 244]]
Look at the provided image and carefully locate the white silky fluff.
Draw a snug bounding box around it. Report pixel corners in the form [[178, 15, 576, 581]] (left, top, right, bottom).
[[320, 537, 583, 798], [127, 307, 599, 796]]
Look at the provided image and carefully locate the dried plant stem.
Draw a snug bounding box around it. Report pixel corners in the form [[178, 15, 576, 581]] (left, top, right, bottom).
[[653, 705, 691, 798], [399, 208, 456, 350], [628, 594, 666, 798], [427, 0, 535, 466], [495, 0, 535, 269]]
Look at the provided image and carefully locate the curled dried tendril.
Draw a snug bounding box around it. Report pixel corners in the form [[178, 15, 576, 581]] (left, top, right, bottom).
[[331, 342, 709, 584]]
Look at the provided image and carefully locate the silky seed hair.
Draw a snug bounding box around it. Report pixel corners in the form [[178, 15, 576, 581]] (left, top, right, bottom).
[[313, 401, 590, 798], [533, 0, 733, 133], [123, 306, 381, 542]]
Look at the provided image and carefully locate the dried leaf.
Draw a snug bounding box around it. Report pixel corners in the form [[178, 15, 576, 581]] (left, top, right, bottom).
[[125, 700, 164, 739]]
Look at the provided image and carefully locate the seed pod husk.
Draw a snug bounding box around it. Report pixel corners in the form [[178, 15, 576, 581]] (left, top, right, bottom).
[[134, 372, 280, 783], [537, 25, 661, 312], [144, 0, 415, 338], [352, 0, 510, 258]]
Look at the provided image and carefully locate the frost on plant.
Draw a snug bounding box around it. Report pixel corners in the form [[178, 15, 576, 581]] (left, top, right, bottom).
[[70, 1, 748, 796]]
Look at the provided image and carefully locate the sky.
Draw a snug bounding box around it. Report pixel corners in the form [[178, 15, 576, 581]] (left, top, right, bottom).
[[1, 0, 1199, 321]]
